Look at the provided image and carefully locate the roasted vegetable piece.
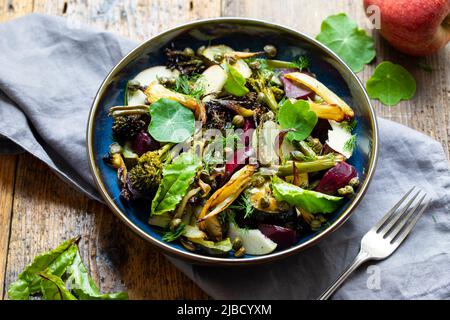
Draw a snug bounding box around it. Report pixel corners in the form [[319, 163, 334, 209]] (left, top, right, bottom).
[[258, 224, 297, 249], [248, 72, 279, 112], [210, 99, 255, 117], [308, 101, 346, 122], [189, 238, 233, 257], [315, 162, 357, 195], [131, 131, 160, 156], [274, 154, 344, 176], [144, 82, 206, 123], [200, 45, 260, 64], [126, 144, 172, 197], [197, 165, 256, 225], [111, 114, 150, 142], [285, 72, 354, 118], [247, 182, 287, 213], [165, 45, 206, 75], [280, 69, 314, 99], [198, 65, 228, 100]]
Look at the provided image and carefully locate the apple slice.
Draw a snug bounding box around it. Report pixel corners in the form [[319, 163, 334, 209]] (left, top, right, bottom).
[[127, 66, 179, 106], [196, 65, 228, 101], [228, 222, 277, 255]]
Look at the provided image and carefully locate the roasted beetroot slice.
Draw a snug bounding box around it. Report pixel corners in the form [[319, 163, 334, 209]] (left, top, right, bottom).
[[315, 162, 357, 195], [131, 131, 160, 156], [258, 224, 298, 249]]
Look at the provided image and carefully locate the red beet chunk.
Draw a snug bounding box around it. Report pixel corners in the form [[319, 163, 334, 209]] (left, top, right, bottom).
[[315, 162, 357, 195], [258, 224, 297, 249], [131, 131, 160, 156]]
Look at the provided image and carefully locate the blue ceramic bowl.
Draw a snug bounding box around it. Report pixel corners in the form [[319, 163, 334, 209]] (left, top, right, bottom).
[[87, 18, 378, 265]]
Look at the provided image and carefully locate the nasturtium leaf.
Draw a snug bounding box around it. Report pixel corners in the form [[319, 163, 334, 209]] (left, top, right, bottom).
[[7, 237, 79, 300], [366, 61, 416, 106], [148, 98, 195, 143], [272, 176, 343, 214], [39, 273, 77, 300], [151, 152, 202, 216], [66, 251, 128, 300], [7, 279, 30, 300], [278, 99, 318, 142], [224, 63, 249, 97], [316, 13, 375, 73]]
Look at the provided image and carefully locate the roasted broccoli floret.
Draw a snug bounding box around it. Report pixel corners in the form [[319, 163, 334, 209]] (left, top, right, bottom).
[[127, 144, 172, 196], [112, 114, 150, 142], [248, 72, 279, 113]]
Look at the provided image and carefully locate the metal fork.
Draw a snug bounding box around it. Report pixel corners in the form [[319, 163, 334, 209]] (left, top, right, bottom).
[[318, 187, 429, 300]]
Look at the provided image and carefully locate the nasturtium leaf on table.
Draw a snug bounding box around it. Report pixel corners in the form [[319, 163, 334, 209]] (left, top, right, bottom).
[[66, 251, 128, 300], [224, 63, 249, 97], [272, 176, 343, 214], [278, 99, 318, 142], [39, 273, 77, 300], [151, 152, 202, 216], [316, 13, 375, 73], [7, 237, 79, 300], [148, 98, 195, 143], [366, 61, 416, 106]]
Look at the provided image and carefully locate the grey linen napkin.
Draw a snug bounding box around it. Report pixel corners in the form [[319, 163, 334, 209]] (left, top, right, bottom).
[[1, 14, 449, 300]]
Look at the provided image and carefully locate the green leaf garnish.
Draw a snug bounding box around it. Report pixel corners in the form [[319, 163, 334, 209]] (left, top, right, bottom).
[[7, 237, 79, 300], [8, 238, 128, 300], [66, 251, 128, 300], [151, 152, 202, 216], [366, 61, 416, 106], [224, 63, 249, 97], [162, 223, 186, 242], [148, 98, 195, 143], [278, 99, 318, 142], [173, 74, 205, 101], [39, 273, 77, 300], [316, 13, 375, 73], [272, 176, 343, 214]]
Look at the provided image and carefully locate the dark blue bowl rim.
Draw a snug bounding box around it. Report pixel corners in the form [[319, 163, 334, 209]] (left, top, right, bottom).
[[87, 17, 379, 265]]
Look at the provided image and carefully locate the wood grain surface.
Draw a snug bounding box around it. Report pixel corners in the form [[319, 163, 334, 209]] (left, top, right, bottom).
[[0, 0, 448, 300]]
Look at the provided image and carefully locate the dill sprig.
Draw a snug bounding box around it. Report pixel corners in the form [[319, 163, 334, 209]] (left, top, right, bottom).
[[343, 135, 357, 153], [230, 194, 255, 219], [292, 55, 310, 71], [342, 119, 358, 133], [173, 74, 205, 101]]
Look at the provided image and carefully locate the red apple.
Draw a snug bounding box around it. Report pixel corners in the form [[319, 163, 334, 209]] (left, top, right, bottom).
[[364, 0, 450, 56]]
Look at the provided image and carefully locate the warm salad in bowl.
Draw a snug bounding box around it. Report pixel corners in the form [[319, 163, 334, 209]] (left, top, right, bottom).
[[103, 43, 361, 258]]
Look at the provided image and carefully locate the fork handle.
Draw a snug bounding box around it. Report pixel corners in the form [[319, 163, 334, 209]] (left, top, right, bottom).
[[317, 250, 371, 300]]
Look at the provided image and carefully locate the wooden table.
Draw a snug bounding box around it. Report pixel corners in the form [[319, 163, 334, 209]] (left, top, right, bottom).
[[0, 0, 448, 300]]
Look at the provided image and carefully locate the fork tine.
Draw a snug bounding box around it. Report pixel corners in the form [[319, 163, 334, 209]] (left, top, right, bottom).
[[386, 193, 426, 242], [379, 189, 421, 236], [372, 187, 415, 232], [390, 200, 429, 247]]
